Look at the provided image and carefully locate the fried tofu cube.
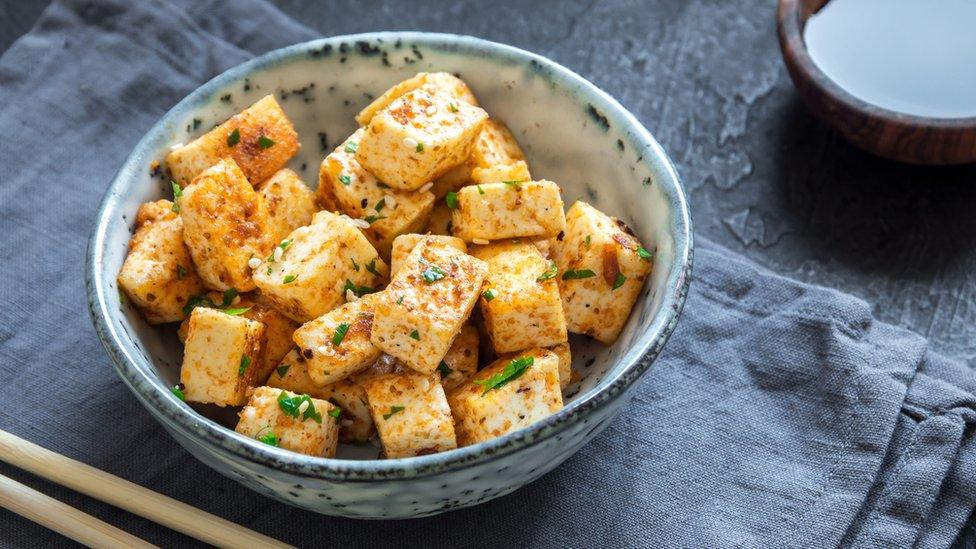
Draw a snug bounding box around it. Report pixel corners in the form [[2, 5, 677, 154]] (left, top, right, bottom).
[[180, 159, 273, 292], [257, 168, 317, 245], [471, 242, 567, 353], [452, 180, 566, 242], [166, 95, 299, 187], [292, 295, 381, 386], [252, 211, 388, 323], [267, 350, 375, 442], [180, 307, 265, 406], [356, 87, 488, 191], [500, 342, 571, 391], [235, 386, 339, 457], [317, 129, 435, 256], [551, 201, 653, 344], [389, 233, 467, 276], [437, 324, 479, 392], [370, 240, 488, 374], [470, 160, 531, 185], [426, 202, 455, 236], [118, 200, 204, 324], [362, 372, 456, 458], [448, 348, 563, 446], [356, 72, 478, 126]]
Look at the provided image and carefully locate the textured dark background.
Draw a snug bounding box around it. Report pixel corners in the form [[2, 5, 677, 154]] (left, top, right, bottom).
[[2, 0, 974, 546]]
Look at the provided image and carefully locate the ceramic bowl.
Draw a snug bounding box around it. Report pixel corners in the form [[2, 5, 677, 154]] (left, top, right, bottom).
[[87, 32, 692, 518]]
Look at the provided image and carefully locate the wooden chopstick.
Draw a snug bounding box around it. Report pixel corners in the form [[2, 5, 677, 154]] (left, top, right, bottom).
[[0, 472, 157, 548], [0, 429, 292, 548]]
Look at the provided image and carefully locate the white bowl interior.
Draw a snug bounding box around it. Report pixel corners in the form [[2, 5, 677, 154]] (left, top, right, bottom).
[[98, 36, 684, 460]]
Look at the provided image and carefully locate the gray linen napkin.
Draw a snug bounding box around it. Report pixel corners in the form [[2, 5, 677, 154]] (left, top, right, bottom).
[[0, 1, 973, 547]]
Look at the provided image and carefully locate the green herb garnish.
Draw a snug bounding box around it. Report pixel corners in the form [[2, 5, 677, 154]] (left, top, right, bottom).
[[283, 274, 297, 284], [364, 214, 386, 224], [612, 273, 626, 290], [276, 391, 322, 423], [437, 361, 453, 378], [257, 431, 279, 446], [421, 264, 447, 283], [562, 269, 596, 280], [171, 181, 182, 212], [276, 364, 291, 378], [537, 261, 558, 281], [374, 198, 386, 212], [350, 258, 360, 271], [328, 407, 342, 418], [396, 295, 405, 305], [258, 135, 275, 148], [171, 385, 185, 401], [383, 406, 405, 420], [448, 102, 459, 113], [637, 246, 653, 261], [477, 185, 485, 195], [474, 356, 534, 395], [176, 265, 187, 280], [409, 329, 420, 340], [584, 235, 591, 247], [223, 307, 251, 316], [339, 174, 352, 186], [332, 323, 350, 346], [445, 192, 459, 209], [238, 355, 251, 376], [482, 288, 496, 301], [502, 180, 523, 189], [227, 128, 240, 147], [221, 288, 238, 307], [365, 259, 381, 277], [415, 142, 424, 153], [182, 294, 216, 315], [343, 279, 376, 298], [344, 141, 359, 153]]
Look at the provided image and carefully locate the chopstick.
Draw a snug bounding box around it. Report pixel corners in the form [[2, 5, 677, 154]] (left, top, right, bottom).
[[0, 472, 156, 548], [0, 429, 292, 548]]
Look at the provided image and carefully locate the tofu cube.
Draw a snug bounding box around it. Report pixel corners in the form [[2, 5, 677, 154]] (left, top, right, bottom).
[[267, 350, 375, 443], [180, 307, 265, 406], [362, 372, 457, 458], [180, 159, 274, 292], [356, 87, 488, 190], [118, 200, 204, 323], [292, 295, 381, 386], [317, 129, 435, 256], [429, 119, 527, 198], [235, 386, 339, 457], [470, 160, 531, 185], [356, 72, 478, 126], [448, 348, 563, 446], [551, 201, 653, 344], [257, 168, 317, 245], [166, 95, 299, 187], [425, 202, 455, 236], [501, 342, 572, 391], [452, 180, 566, 242], [245, 294, 300, 383], [471, 241, 567, 353], [252, 211, 388, 323], [390, 233, 467, 276], [370, 240, 488, 374], [437, 324, 479, 392]]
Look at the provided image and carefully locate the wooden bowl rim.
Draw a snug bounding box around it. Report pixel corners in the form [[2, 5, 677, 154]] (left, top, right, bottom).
[[777, 0, 976, 130]]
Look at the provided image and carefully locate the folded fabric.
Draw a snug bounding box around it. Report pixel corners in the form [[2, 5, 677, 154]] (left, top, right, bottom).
[[0, 1, 972, 547]]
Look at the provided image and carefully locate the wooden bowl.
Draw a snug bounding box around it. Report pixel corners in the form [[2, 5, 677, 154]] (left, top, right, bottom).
[[777, 0, 976, 165]]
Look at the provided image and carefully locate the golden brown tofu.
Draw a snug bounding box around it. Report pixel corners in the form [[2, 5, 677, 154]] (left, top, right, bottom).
[[425, 202, 455, 236], [389, 233, 467, 276], [236, 386, 339, 457], [362, 372, 457, 458], [429, 119, 527, 198], [257, 168, 317, 245], [550, 201, 653, 344], [370, 239, 488, 375], [448, 348, 563, 446], [180, 159, 274, 292], [501, 342, 572, 391], [117, 200, 204, 324], [452, 180, 566, 242], [437, 324, 479, 392], [355, 72, 479, 126], [469, 160, 531, 185], [166, 95, 300, 187], [180, 306, 265, 406], [471, 241, 567, 353], [292, 294, 382, 386]]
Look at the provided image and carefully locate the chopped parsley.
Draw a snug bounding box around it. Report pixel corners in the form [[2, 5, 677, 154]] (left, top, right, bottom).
[[279, 239, 293, 251], [437, 361, 453, 378], [420, 264, 447, 283], [171, 181, 182, 212], [637, 246, 653, 261], [612, 273, 627, 290], [409, 329, 420, 340], [344, 141, 359, 153], [415, 141, 424, 153], [445, 192, 459, 209], [182, 294, 215, 315], [537, 261, 558, 281], [562, 269, 596, 280], [502, 180, 523, 189], [365, 258, 381, 277], [338, 174, 352, 186], [374, 198, 386, 212], [283, 274, 297, 284], [584, 235, 591, 247], [223, 307, 251, 316], [227, 128, 240, 147], [238, 355, 251, 376], [257, 431, 279, 447], [364, 214, 386, 224], [376, 181, 390, 189], [258, 135, 275, 148], [383, 406, 405, 420], [332, 322, 350, 346], [343, 279, 376, 298], [276, 364, 291, 378], [176, 265, 187, 280], [350, 258, 360, 271], [171, 385, 185, 401], [396, 295, 405, 305], [328, 406, 342, 418], [474, 356, 533, 395], [448, 102, 459, 113], [477, 185, 485, 195], [221, 288, 238, 307], [482, 288, 496, 301], [276, 391, 322, 423]]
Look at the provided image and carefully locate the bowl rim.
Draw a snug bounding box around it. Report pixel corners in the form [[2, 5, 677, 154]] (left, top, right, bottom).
[[87, 31, 693, 481]]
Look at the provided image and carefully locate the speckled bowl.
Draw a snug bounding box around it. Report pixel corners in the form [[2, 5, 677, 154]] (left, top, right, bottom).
[[86, 32, 692, 518]]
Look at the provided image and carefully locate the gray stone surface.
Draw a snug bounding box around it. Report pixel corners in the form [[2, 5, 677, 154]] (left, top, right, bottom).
[[2, 0, 973, 546]]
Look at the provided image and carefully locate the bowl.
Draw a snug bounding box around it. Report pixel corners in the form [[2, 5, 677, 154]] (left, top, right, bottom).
[[86, 32, 692, 518], [777, 0, 976, 165]]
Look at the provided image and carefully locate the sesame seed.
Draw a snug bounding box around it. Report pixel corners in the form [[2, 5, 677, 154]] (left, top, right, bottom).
[[403, 137, 418, 149], [352, 218, 370, 229], [298, 400, 310, 414], [273, 247, 284, 262], [472, 238, 489, 245], [247, 257, 261, 269], [346, 289, 359, 302], [418, 182, 433, 194], [169, 142, 184, 151], [231, 296, 241, 305], [384, 194, 397, 209]]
